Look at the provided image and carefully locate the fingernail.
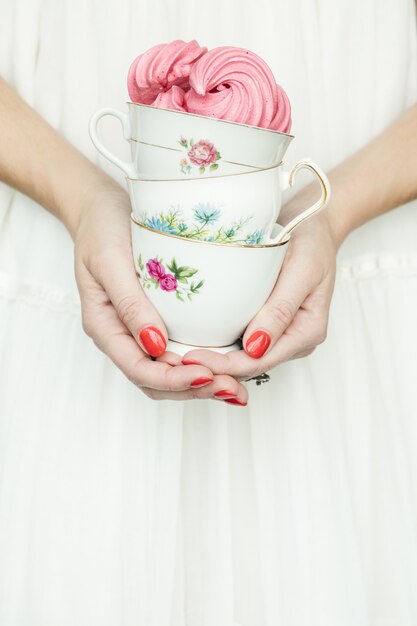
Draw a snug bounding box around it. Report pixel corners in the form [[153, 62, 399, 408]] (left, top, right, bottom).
[[224, 398, 248, 407], [139, 326, 166, 358], [190, 377, 213, 388], [245, 330, 271, 359], [214, 390, 237, 399], [182, 359, 201, 365]]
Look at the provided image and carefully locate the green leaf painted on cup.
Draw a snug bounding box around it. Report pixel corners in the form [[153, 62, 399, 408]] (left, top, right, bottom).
[[167, 258, 179, 275], [176, 266, 198, 279], [192, 280, 204, 292]]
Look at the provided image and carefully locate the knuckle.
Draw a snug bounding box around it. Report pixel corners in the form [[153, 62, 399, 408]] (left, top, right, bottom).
[[116, 295, 140, 328], [269, 299, 296, 329]]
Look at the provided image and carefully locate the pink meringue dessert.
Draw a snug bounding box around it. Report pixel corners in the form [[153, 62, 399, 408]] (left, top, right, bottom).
[[127, 40, 292, 134]]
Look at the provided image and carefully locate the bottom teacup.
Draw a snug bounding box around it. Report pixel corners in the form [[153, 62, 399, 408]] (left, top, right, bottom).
[[131, 216, 289, 349]]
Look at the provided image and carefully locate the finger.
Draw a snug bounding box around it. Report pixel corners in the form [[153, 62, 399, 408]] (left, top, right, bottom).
[[158, 352, 249, 401], [156, 350, 182, 367], [141, 374, 249, 404], [103, 332, 220, 391], [242, 259, 318, 360], [239, 307, 327, 373], [96, 249, 169, 358], [181, 348, 260, 380]]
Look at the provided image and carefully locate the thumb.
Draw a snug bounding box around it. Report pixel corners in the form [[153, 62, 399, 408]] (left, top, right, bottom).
[[100, 251, 169, 358]]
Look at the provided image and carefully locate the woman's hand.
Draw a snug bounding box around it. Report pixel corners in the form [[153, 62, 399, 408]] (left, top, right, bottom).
[[177, 207, 338, 381], [73, 182, 249, 403]]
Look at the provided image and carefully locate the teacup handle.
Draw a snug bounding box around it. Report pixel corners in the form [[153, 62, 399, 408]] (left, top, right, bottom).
[[276, 158, 330, 243], [88, 107, 135, 177]]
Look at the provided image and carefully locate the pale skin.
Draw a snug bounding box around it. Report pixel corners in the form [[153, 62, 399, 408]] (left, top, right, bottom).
[[1, 76, 417, 402]]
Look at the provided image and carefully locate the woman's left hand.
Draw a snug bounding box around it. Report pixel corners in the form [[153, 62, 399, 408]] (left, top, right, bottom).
[[170, 209, 338, 381]]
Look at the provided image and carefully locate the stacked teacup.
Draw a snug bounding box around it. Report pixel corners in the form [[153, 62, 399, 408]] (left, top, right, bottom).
[[89, 43, 330, 354]]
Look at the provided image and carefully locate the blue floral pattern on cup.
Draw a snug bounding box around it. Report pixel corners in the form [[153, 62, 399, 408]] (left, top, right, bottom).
[[137, 203, 265, 244]]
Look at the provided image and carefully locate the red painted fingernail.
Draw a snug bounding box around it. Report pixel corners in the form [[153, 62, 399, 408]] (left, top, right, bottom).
[[139, 326, 166, 358], [245, 330, 271, 359], [224, 398, 248, 406], [214, 390, 237, 399], [190, 377, 213, 388], [182, 359, 201, 365]]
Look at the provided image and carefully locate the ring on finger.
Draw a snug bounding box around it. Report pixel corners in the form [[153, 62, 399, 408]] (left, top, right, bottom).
[[245, 372, 271, 385]]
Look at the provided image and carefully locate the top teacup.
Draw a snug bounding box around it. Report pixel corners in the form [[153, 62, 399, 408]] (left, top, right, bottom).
[[89, 102, 294, 179]]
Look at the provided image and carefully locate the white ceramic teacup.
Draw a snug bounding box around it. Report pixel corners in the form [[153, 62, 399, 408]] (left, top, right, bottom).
[[131, 217, 290, 348], [128, 159, 330, 245], [89, 102, 294, 179]]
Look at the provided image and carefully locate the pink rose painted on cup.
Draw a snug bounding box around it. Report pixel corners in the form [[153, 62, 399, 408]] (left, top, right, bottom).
[[178, 137, 221, 174], [137, 254, 204, 303], [159, 274, 178, 291], [146, 258, 165, 278], [188, 140, 217, 167]]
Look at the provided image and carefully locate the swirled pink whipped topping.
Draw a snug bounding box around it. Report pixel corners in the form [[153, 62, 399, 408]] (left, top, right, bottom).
[[153, 85, 187, 112], [127, 40, 207, 105], [127, 42, 292, 132], [184, 47, 291, 132]]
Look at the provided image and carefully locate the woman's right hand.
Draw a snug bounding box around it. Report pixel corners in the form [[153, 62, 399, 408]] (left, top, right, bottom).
[[73, 181, 248, 403]]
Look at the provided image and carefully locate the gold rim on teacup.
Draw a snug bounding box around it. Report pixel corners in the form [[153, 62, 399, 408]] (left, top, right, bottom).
[[127, 101, 295, 139], [168, 337, 236, 349], [130, 139, 262, 171], [131, 214, 290, 248], [126, 161, 283, 183]]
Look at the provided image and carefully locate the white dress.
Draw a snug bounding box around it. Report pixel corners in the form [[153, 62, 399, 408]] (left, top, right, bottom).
[[0, 1, 416, 624]]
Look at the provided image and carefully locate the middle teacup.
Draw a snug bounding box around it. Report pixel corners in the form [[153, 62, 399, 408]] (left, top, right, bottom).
[[128, 158, 329, 245], [128, 164, 280, 245]]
